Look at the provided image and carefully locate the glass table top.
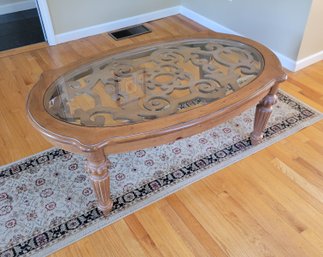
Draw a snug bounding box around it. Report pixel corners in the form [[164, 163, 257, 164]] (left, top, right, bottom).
[[44, 38, 264, 127]]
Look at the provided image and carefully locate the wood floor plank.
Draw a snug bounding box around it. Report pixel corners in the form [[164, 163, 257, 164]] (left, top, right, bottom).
[[247, 155, 323, 237], [124, 215, 164, 257], [214, 165, 323, 257], [167, 194, 229, 257], [177, 181, 280, 257], [271, 158, 323, 203], [159, 199, 216, 257], [112, 220, 149, 257]]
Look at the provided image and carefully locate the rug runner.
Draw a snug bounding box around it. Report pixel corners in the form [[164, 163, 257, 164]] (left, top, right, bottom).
[[0, 91, 322, 257]]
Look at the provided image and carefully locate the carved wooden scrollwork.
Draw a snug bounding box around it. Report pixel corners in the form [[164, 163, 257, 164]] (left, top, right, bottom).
[[45, 39, 264, 127]]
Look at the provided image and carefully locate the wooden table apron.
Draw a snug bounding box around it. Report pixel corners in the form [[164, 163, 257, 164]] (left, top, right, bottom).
[[26, 32, 287, 216]]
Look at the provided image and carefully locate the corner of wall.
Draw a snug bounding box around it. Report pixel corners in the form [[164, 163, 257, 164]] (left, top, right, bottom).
[[294, 51, 323, 71], [179, 6, 298, 71]]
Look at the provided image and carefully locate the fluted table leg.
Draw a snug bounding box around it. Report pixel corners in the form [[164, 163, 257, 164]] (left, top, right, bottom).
[[251, 84, 279, 145], [86, 149, 113, 217]]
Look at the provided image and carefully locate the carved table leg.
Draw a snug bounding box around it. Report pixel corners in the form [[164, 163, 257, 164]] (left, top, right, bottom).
[[251, 85, 279, 145], [86, 148, 113, 216]]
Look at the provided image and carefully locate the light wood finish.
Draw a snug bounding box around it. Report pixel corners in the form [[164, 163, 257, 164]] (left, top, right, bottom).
[[85, 149, 113, 216], [0, 42, 48, 59], [250, 83, 279, 144], [0, 15, 323, 256], [27, 32, 285, 152], [26, 28, 286, 215]]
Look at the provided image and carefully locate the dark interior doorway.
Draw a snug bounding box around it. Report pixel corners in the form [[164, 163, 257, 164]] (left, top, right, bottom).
[[0, 8, 45, 51]]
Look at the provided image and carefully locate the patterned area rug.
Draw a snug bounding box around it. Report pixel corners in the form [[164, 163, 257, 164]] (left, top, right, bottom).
[[0, 91, 322, 257]]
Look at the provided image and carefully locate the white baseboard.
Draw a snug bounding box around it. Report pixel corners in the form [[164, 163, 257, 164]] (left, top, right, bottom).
[[180, 6, 242, 36], [55, 6, 181, 45], [180, 6, 299, 71], [0, 0, 36, 15], [271, 51, 297, 72], [295, 51, 323, 71]]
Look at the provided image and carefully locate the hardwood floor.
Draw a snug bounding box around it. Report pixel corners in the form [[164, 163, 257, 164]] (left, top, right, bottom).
[[0, 15, 323, 257]]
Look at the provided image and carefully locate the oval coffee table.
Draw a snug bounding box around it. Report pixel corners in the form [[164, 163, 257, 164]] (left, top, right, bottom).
[[27, 32, 287, 216]]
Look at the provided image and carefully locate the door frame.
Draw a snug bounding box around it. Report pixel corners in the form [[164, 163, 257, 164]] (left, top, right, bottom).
[[35, 0, 56, 45]]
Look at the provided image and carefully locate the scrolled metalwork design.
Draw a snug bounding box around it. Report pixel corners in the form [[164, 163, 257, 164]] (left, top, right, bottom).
[[44, 39, 264, 127]]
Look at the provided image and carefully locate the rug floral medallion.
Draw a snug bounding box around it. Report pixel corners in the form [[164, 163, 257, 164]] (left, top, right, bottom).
[[0, 91, 322, 257]]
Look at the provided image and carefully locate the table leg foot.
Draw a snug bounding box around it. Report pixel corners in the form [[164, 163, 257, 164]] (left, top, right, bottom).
[[251, 89, 278, 145], [86, 149, 113, 217]]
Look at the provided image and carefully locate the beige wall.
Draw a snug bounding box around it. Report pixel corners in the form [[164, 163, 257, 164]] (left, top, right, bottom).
[[182, 0, 312, 60], [46, 0, 180, 34], [297, 0, 323, 60]]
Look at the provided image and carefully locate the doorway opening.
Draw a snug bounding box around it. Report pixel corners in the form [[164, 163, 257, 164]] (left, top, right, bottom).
[[0, 0, 45, 51]]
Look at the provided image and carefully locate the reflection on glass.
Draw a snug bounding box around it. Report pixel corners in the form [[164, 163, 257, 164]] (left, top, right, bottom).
[[44, 39, 264, 127]]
